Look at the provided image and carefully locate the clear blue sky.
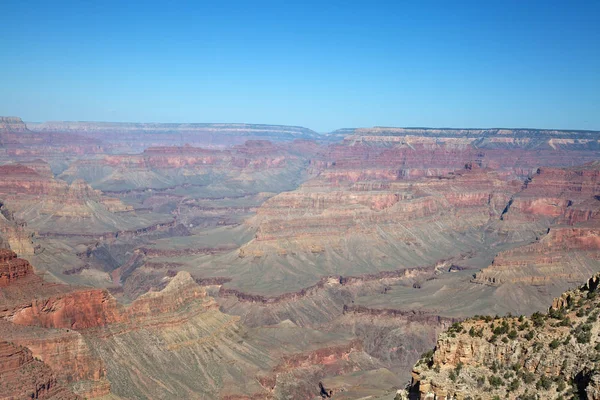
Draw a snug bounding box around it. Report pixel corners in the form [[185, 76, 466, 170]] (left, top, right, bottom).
[[1, 0, 599, 132]]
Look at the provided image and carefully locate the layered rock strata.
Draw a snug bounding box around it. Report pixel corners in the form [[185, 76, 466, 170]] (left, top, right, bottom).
[[406, 273, 600, 399]]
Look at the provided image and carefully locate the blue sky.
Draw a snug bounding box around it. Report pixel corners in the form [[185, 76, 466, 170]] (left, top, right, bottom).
[[1, 0, 599, 132]]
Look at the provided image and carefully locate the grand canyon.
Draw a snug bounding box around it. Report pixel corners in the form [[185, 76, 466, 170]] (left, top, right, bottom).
[[0, 116, 598, 399]]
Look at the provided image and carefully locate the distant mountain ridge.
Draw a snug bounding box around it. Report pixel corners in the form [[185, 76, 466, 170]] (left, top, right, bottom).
[[27, 120, 320, 139]]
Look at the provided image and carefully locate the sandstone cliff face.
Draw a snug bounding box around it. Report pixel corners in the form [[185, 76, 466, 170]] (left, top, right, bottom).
[[240, 164, 517, 269], [0, 164, 131, 214], [0, 163, 178, 239], [473, 163, 600, 288], [0, 251, 111, 398], [0, 210, 36, 256], [0, 249, 33, 287], [319, 128, 600, 187], [503, 164, 600, 222], [406, 273, 600, 399], [0, 116, 29, 134], [0, 340, 79, 399]]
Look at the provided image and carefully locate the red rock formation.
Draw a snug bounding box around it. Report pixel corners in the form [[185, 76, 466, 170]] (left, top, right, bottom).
[[0, 163, 131, 216], [0, 249, 33, 287], [273, 339, 363, 372], [312, 128, 600, 187], [473, 163, 600, 287], [473, 226, 600, 286], [0, 340, 79, 399], [244, 164, 517, 259], [503, 163, 600, 221], [11, 289, 121, 329], [0, 200, 37, 256]]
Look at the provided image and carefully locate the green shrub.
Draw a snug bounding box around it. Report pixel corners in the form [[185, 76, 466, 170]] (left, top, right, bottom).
[[490, 361, 499, 373], [449, 370, 457, 382], [518, 321, 530, 331], [532, 311, 545, 327], [525, 330, 535, 340], [449, 322, 463, 334], [548, 308, 565, 320], [493, 321, 509, 335], [488, 375, 504, 388], [455, 362, 463, 376], [536, 375, 552, 390], [572, 323, 593, 344], [558, 317, 571, 327], [522, 371, 535, 384]]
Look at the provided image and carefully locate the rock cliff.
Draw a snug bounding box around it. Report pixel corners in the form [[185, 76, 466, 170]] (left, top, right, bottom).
[[0, 340, 79, 399], [406, 272, 600, 399], [474, 163, 600, 288]]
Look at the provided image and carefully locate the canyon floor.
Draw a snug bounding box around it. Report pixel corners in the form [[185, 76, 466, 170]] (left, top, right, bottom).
[[0, 117, 599, 399]]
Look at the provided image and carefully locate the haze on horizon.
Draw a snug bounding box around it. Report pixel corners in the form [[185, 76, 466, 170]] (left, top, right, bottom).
[[1, 0, 599, 132]]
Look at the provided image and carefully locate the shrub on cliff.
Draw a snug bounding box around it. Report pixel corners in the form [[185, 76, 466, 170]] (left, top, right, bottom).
[[536, 375, 552, 390], [549, 339, 561, 349], [488, 375, 504, 388], [531, 311, 545, 327]]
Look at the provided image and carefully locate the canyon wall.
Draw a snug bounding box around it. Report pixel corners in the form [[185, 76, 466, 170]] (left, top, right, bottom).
[[406, 272, 600, 399]]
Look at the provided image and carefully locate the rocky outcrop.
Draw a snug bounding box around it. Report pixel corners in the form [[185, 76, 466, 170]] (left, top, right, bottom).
[[0, 249, 33, 287], [0, 201, 36, 256], [10, 289, 121, 329], [406, 272, 600, 399], [0, 340, 79, 399]]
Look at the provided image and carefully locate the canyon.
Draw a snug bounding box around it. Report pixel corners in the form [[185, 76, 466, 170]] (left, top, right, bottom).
[[0, 117, 598, 399]]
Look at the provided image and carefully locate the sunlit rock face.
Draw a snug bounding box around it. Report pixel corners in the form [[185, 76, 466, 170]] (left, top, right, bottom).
[[407, 272, 600, 399], [473, 162, 600, 287], [0, 340, 80, 399]]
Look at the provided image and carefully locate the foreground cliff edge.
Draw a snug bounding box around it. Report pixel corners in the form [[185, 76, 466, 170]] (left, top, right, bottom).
[[401, 273, 600, 400]]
